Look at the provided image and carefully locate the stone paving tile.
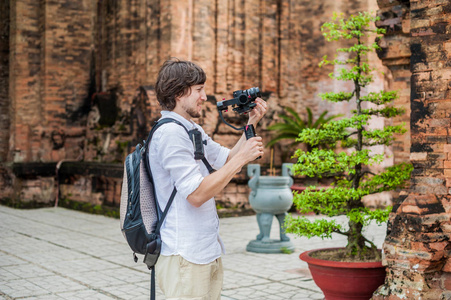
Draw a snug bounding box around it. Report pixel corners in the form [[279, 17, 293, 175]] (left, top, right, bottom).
[[21, 291, 114, 300], [1, 293, 63, 300], [0, 278, 50, 298], [107, 281, 166, 300], [68, 268, 141, 289], [223, 285, 323, 300], [282, 277, 322, 292], [222, 272, 323, 300], [43, 257, 120, 274], [0, 253, 28, 267], [222, 286, 271, 299], [221, 281, 324, 300], [223, 269, 272, 289], [27, 275, 87, 293], [102, 253, 144, 270], [0, 269, 20, 282], [19, 248, 92, 266], [57, 290, 117, 300], [1, 264, 54, 279], [0, 205, 387, 300]]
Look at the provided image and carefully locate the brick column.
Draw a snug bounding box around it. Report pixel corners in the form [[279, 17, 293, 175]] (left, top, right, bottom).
[[0, 0, 9, 162], [376, 0, 412, 164], [8, 0, 43, 163], [8, 0, 94, 163], [40, 0, 94, 162], [374, 1, 451, 299]]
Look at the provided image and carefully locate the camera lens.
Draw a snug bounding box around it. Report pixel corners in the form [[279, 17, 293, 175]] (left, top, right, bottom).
[[238, 94, 249, 104], [246, 87, 261, 100]]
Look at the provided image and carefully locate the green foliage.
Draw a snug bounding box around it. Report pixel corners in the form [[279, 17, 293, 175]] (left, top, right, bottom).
[[292, 149, 385, 178], [267, 107, 342, 151], [360, 91, 398, 105], [284, 12, 412, 260], [280, 246, 295, 254], [58, 198, 120, 219], [285, 215, 344, 239], [320, 91, 354, 102]]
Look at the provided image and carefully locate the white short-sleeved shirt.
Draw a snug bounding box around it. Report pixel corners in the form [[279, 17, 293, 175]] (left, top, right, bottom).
[[148, 111, 230, 264]]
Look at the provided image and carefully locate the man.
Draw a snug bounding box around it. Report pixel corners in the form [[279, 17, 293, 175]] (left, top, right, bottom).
[[149, 58, 267, 299]]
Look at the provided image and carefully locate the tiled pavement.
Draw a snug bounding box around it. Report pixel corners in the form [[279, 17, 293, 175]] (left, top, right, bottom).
[[0, 205, 386, 300]]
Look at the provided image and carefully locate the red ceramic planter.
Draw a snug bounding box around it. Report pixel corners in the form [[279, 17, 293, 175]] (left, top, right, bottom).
[[300, 248, 386, 300]]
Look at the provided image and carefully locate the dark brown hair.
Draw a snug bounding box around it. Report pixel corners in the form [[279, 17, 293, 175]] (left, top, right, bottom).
[[155, 58, 206, 110]]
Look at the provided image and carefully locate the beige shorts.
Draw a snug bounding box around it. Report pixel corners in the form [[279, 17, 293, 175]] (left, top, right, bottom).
[[155, 255, 223, 300]]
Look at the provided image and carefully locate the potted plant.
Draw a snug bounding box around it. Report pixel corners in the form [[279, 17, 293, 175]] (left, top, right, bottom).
[[283, 12, 413, 300]]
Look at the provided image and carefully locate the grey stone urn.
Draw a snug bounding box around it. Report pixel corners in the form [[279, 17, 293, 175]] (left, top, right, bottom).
[[246, 163, 295, 253]]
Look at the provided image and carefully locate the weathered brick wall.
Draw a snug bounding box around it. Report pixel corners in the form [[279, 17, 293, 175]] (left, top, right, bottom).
[[2, 0, 95, 202], [5, 0, 384, 164], [377, 0, 412, 165], [373, 1, 451, 299], [8, 0, 94, 163], [8, 0, 42, 163], [86, 0, 387, 207], [0, 0, 9, 163], [39, 0, 95, 162], [93, 0, 384, 161], [3, 0, 392, 208]]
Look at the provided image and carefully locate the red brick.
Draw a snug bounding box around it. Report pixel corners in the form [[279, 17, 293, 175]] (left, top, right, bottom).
[[443, 272, 451, 289], [444, 258, 451, 272], [410, 152, 428, 161], [400, 205, 422, 214], [426, 127, 448, 135], [410, 242, 430, 252], [421, 214, 450, 226], [430, 241, 449, 251]]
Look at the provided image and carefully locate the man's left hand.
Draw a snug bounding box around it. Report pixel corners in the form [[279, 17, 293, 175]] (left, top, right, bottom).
[[248, 98, 267, 126]]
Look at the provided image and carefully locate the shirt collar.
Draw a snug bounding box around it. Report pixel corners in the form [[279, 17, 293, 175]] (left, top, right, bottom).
[[160, 110, 196, 130]]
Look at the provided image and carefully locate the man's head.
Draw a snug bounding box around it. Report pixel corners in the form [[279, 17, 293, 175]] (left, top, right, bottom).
[[155, 58, 207, 111]]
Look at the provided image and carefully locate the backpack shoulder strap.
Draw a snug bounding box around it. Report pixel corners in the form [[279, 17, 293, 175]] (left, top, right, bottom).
[[143, 118, 188, 149], [142, 117, 215, 215], [142, 118, 187, 177], [146, 118, 215, 174]]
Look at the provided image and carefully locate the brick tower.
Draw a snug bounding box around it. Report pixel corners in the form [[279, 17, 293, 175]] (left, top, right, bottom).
[[374, 0, 451, 299]]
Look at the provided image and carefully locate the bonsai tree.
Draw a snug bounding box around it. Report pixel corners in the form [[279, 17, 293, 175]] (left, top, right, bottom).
[[284, 12, 413, 261]]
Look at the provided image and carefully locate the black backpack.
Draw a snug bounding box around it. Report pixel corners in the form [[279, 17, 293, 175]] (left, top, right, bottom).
[[120, 117, 214, 300]]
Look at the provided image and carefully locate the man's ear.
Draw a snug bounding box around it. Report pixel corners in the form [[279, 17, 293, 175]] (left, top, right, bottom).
[[174, 93, 183, 103], [176, 87, 190, 102]]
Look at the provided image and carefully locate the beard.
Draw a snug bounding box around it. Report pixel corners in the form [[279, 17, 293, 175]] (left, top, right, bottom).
[[184, 104, 201, 118], [187, 109, 201, 118]]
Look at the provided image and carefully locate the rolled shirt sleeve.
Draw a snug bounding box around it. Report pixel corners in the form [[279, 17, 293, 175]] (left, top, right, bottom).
[[201, 131, 230, 170]]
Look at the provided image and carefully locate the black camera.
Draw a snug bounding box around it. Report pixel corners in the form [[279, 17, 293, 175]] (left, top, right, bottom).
[[217, 87, 261, 115]]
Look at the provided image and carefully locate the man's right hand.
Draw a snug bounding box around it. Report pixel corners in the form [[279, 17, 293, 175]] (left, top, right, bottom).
[[187, 135, 264, 207], [239, 136, 264, 163]]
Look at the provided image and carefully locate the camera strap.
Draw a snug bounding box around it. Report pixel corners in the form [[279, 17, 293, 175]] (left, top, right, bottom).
[[201, 157, 215, 174], [188, 128, 215, 174]]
